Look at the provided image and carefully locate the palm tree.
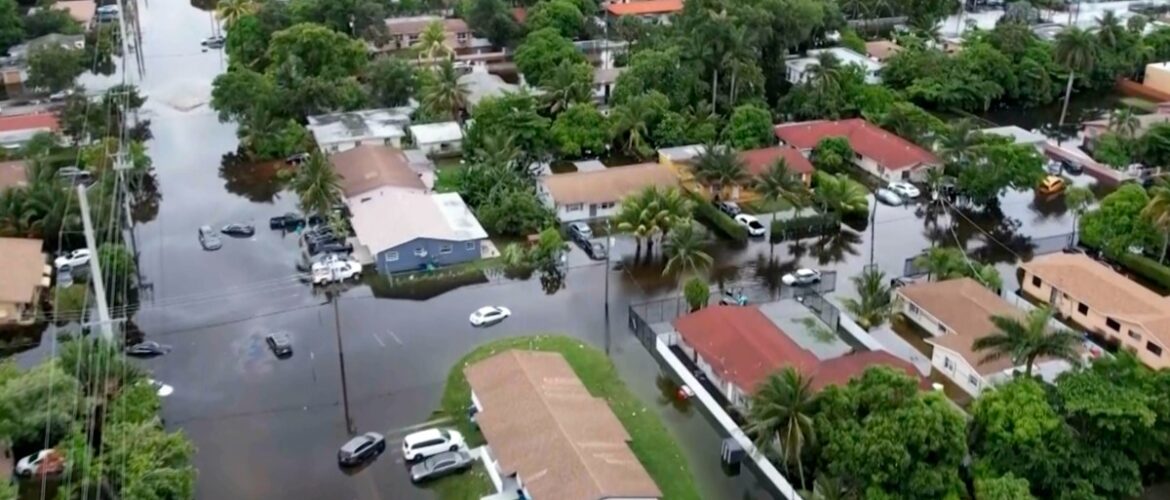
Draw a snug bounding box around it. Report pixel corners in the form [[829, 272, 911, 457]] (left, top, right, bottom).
[[615, 188, 665, 257], [745, 367, 819, 490], [1142, 180, 1170, 263], [215, 0, 257, 29], [913, 246, 966, 281], [1064, 186, 1095, 248], [754, 159, 809, 208], [805, 51, 843, 95], [812, 173, 867, 216], [971, 263, 1003, 293], [692, 147, 748, 200], [663, 222, 713, 277], [1108, 107, 1141, 139], [541, 61, 592, 115], [841, 267, 894, 330], [651, 187, 693, 240], [1054, 27, 1097, 127], [938, 119, 979, 166], [1095, 10, 1126, 50], [609, 98, 657, 159], [415, 20, 453, 63], [290, 153, 342, 217], [972, 306, 1083, 377], [419, 60, 468, 122]]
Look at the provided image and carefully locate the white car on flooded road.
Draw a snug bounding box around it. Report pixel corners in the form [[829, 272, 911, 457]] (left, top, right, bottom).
[[734, 213, 766, 237], [469, 306, 511, 326], [311, 259, 362, 285]]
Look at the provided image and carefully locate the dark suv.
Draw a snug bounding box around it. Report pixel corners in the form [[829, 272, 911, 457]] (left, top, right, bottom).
[[265, 333, 293, 357]]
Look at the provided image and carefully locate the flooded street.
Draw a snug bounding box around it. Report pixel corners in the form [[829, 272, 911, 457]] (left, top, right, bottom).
[[41, 1, 1122, 498]]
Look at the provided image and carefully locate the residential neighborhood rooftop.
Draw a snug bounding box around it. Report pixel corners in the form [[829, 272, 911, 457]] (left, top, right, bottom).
[[0, 237, 46, 304], [864, 40, 902, 61], [1020, 253, 1170, 346], [593, 67, 626, 85], [464, 350, 662, 500], [328, 145, 425, 198], [774, 118, 939, 170], [458, 70, 521, 107], [383, 15, 469, 35], [788, 48, 884, 77], [657, 144, 706, 163], [605, 0, 684, 16], [54, 0, 96, 25], [0, 113, 59, 133], [898, 278, 1025, 375], [542, 163, 678, 205], [739, 145, 815, 176], [981, 125, 1048, 147], [306, 107, 413, 146], [408, 121, 462, 145], [0, 160, 27, 190], [348, 191, 485, 254]]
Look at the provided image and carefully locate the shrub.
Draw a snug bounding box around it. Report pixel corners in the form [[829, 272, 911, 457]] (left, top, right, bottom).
[[770, 212, 841, 243], [683, 277, 709, 312], [1116, 253, 1170, 291], [691, 196, 748, 243]]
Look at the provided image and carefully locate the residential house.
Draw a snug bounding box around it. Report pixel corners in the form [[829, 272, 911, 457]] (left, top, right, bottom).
[[786, 48, 884, 85], [465, 350, 662, 500], [897, 278, 1082, 396], [539, 163, 679, 222], [5, 34, 86, 62], [656, 144, 706, 167], [0, 113, 59, 150], [53, 1, 97, 27], [1081, 105, 1170, 145], [0, 237, 50, 326], [407, 121, 462, 156], [668, 305, 924, 407], [382, 15, 470, 52], [774, 118, 941, 182], [307, 106, 414, 153], [328, 145, 426, 200], [1144, 62, 1170, 95], [604, 0, 684, 22], [0, 160, 27, 191], [348, 190, 486, 275], [459, 68, 522, 108], [593, 66, 624, 104], [1019, 253, 1170, 369], [864, 40, 902, 62], [659, 144, 813, 201], [739, 145, 815, 186]]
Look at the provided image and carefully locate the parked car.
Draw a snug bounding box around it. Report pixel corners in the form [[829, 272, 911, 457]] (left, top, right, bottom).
[[715, 201, 741, 216], [265, 332, 293, 357], [733, 213, 766, 237], [221, 223, 255, 237], [54, 249, 91, 269], [337, 432, 386, 467], [719, 289, 748, 306], [1045, 160, 1063, 175], [781, 268, 822, 286], [410, 450, 473, 483], [198, 225, 223, 251], [580, 240, 607, 260], [402, 428, 466, 463], [1063, 160, 1084, 175], [887, 181, 920, 199], [56, 166, 92, 185], [311, 259, 362, 285], [125, 341, 170, 357], [269, 212, 305, 230], [875, 188, 904, 206], [567, 222, 593, 242], [308, 240, 353, 256], [201, 35, 225, 48], [297, 252, 348, 272], [15, 449, 64, 477], [469, 306, 511, 327], [285, 152, 310, 165]]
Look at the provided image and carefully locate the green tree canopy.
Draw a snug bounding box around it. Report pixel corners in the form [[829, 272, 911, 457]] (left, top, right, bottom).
[[266, 23, 368, 80], [514, 28, 585, 87], [1079, 183, 1157, 255], [551, 103, 608, 158], [725, 104, 774, 150], [27, 45, 84, 93], [527, 0, 585, 39]]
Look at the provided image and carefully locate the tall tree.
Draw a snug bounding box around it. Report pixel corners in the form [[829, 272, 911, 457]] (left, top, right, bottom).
[[365, 57, 416, 107], [27, 45, 84, 93], [216, 0, 258, 28], [746, 367, 819, 490], [1064, 185, 1095, 248], [551, 103, 608, 158], [972, 306, 1082, 377], [1054, 27, 1097, 127], [842, 267, 894, 330], [419, 59, 469, 122], [608, 91, 668, 159], [1142, 180, 1170, 263], [754, 159, 809, 208], [812, 172, 868, 216], [289, 153, 342, 216], [725, 104, 774, 150], [692, 146, 748, 200], [540, 60, 593, 115], [663, 221, 712, 276], [526, 0, 584, 39], [1108, 107, 1141, 139], [514, 27, 585, 87], [0, 0, 23, 53], [415, 19, 453, 62]]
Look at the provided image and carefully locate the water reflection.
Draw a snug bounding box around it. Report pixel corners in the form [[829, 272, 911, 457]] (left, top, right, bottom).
[[364, 271, 490, 301], [809, 229, 862, 265], [219, 153, 287, 203], [129, 170, 161, 223]]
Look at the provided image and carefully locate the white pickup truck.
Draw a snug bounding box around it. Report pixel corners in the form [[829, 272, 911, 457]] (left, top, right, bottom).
[[311, 259, 362, 285]]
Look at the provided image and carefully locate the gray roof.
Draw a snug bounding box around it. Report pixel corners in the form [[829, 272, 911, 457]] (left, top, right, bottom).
[[458, 71, 521, 107], [349, 191, 487, 254], [981, 126, 1047, 146], [408, 121, 463, 145], [307, 106, 415, 147]]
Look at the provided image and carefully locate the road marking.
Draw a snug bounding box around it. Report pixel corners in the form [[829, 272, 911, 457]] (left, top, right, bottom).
[[309, 351, 315, 360], [370, 332, 386, 348], [386, 330, 403, 345]]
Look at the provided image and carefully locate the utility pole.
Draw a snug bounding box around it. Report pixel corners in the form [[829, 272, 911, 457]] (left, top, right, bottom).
[[604, 219, 612, 356], [329, 288, 354, 435], [77, 184, 114, 341]]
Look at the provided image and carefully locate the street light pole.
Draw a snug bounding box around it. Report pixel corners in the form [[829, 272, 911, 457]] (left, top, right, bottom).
[[604, 219, 612, 356], [329, 289, 354, 435]]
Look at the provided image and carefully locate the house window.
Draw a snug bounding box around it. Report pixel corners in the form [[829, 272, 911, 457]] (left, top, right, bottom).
[[943, 357, 955, 370], [1077, 303, 1089, 315], [565, 203, 583, 211], [968, 374, 979, 387], [386, 251, 399, 262], [414, 247, 427, 257], [1106, 318, 1121, 331], [439, 244, 453, 255], [1148, 342, 1164, 356], [1031, 276, 1042, 288], [466, 241, 476, 251], [937, 323, 948, 335], [908, 303, 920, 315], [600, 201, 615, 209], [1128, 330, 1142, 341]]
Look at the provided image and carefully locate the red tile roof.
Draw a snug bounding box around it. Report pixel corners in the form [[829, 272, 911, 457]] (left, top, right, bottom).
[[739, 146, 815, 177], [0, 113, 59, 133], [674, 306, 927, 394], [606, 0, 683, 16], [773, 119, 939, 171], [674, 306, 818, 393]]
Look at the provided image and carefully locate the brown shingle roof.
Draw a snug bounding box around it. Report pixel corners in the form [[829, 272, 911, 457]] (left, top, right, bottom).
[[328, 145, 425, 198], [898, 278, 1025, 375], [542, 163, 678, 206], [774, 119, 939, 171], [1020, 253, 1170, 346], [0, 237, 46, 303], [465, 350, 662, 500], [0, 160, 27, 190], [384, 16, 469, 36]]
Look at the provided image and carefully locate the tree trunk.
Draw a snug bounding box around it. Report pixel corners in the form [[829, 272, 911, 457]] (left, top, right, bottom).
[[711, 69, 719, 114], [729, 68, 738, 107], [1161, 231, 1169, 264], [1058, 71, 1076, 127], [1024, 355, 1036, 377]]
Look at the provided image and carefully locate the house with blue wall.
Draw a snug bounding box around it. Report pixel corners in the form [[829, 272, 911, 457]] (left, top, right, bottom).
[[348, 190, 487, 275]]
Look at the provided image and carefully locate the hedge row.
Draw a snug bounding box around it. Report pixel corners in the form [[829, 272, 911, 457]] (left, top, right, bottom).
[[692, 198, 748, 243], [1116, 253, 1170, 291], [769, 212, 841, 243]]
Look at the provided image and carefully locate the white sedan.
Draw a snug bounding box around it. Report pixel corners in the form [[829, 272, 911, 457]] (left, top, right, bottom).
[[887, 182, 921, 199], [469, 306, 511, 327], [733, 213, 766, 237], [54, 249, 91, 269], [781, 268, 822, 286]]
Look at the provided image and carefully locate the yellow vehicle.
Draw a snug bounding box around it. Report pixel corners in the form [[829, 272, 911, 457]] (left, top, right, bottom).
[[1037, 176, 1066, 195]]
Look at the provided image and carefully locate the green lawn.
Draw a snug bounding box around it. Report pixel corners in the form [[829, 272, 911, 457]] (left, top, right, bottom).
[[434, 335, 702, 500], [741, 197, 793, 214], [434, 166, 460, 193]]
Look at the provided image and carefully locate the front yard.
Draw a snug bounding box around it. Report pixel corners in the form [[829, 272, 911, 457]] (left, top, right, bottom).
[[433, 335, 702, 500]]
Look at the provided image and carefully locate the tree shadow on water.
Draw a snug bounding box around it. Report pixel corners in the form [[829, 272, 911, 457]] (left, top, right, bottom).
[[219, 151, 288, 203]]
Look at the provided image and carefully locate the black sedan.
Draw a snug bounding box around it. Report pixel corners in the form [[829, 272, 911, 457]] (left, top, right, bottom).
[[221, 223, 255, 237], [574, 238, 607, 260], [125, 341, 171, 357], [269, 213, 305, 230]]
